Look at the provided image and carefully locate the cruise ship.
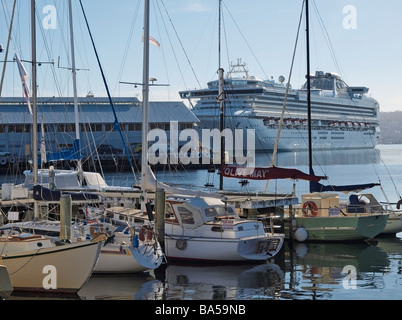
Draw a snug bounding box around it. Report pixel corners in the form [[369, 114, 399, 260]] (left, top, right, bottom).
[[179, 59, 380, 152]]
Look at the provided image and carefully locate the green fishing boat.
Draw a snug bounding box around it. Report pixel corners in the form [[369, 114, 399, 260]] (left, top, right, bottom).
[[287, 193, 389, 242]]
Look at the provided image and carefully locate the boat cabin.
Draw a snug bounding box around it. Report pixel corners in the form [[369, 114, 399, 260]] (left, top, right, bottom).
[[301, 193, 341, 217], [165, 195, 239, 229]]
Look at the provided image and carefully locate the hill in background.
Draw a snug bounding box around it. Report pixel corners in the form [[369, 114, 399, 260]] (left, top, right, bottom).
[[379, 111, 402, 144]]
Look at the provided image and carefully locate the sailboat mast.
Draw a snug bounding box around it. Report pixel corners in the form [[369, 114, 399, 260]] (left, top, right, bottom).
[[218, 0, 225, 191], [68, 0, 82, 176], [305, 0, 313, 180], [141, 0, 150, 209], [31, 0, 39, 218]]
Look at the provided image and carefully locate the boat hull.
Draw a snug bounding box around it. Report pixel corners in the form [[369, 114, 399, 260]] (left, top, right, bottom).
[[1, 241, 102, 294], [379, 214, 402, 235], [94, 242, 164, 273], [0, 265, 12, 299], [290, 214, 388, 242], [164, 234, 284, 262]]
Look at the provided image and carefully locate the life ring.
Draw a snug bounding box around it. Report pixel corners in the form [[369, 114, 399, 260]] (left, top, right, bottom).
[[94, 154, 99, 161], [302, 201, 318, 217], [8, 156, 16, 164], [0, 157, 7, 165]]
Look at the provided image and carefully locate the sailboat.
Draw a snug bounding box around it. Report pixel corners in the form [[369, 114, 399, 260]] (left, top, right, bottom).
[[218, 0, 389, 243], [2, 0, 164, 274], [286, 0, 389, 242], [117, 0, 285, 263], [0, 0, 103, 294]]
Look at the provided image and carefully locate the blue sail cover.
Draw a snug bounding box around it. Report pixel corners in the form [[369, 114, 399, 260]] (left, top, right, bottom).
[[41, 139, 82, 163], [33, 185, 100, 201], [308, 168, 380, 193]]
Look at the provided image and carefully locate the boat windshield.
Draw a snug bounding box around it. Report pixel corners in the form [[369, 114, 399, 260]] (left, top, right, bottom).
[[204, 206, 237, 218]]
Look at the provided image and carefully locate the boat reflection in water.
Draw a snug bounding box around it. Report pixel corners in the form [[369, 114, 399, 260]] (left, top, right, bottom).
[[78, 273, 160, 300], [11, 238, 398, 300], [77, 262, 285, 300], [151, 262, 284, 300], [286, 241, 390, 300]]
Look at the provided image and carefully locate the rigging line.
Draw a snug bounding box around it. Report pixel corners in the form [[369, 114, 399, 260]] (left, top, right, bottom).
[[113, 1, 141, 96], [221, 7, 231, 74], [0, 0, 16, 99], [34, 4, 62, 98], [159, 0, 201, 89], [154, 1, 171, 100], [78, 0, 136, 178], [311, 0, 345, 81], [264, 0, 305, 193], [221, 1, 268, 80]]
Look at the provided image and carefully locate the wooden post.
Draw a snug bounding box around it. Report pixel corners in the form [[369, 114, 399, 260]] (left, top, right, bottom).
[[60, 194, 72, 241], [155, 188, 165, 251]]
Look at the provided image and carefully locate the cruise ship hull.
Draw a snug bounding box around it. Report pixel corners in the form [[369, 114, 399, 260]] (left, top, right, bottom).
[[195, 115, 379, 152]]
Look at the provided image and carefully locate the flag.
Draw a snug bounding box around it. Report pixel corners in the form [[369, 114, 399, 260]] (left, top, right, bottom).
[[15, 52, 33, 115], [40, 118, 47, 164], [141, 31, 161, 49], [149, 36, 161, 49]]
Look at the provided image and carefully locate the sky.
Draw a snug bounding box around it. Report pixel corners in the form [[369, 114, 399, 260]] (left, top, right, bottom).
[[1, 0, 402, 112]]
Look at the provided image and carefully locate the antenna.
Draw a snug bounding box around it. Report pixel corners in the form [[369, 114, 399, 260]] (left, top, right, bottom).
[[57, 56, 89, 71]]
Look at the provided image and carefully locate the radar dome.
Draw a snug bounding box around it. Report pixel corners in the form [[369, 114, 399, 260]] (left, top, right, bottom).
[[278, 75, 285, 83]]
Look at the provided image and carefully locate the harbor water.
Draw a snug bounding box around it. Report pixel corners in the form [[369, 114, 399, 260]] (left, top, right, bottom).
[[5, 144, 402, 301]]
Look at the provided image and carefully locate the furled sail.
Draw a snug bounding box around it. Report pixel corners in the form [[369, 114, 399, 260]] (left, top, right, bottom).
[[142, 165, 222, 198], [220, 165, 326, 182]]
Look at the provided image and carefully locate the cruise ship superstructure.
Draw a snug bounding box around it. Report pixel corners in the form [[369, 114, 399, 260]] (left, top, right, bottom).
[[179, 59, 380, 152]]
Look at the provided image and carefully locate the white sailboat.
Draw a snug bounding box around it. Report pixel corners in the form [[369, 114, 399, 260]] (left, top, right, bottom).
[[124, 0, 285, 262], [0, 232, 102, 294], [2, 0, 165, 274], [0, 1, 103, 295]]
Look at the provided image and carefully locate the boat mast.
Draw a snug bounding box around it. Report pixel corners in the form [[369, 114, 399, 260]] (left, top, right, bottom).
[[305, 0, 313, 192], [68, 0, 82, 182], [141, 0, 150, 211], [218, 0, 225, 191], [31, 0, 39, 218]]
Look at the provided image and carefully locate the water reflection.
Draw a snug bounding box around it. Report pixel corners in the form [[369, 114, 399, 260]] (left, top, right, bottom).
[[78, 273, 158, 300], [7, 237, 401, 300], [284, 241, 390, 300], [150, 262, 284, 300]]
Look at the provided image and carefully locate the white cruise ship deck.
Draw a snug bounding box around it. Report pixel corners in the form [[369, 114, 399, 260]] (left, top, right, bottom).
[[179, 60, 380, 152]]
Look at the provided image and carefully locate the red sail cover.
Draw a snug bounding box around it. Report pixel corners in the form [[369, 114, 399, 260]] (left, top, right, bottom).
[[220, 165, 326, 182]]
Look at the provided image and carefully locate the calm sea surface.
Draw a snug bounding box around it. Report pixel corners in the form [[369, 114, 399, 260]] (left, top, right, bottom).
[[6, 144, 402, 301]]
